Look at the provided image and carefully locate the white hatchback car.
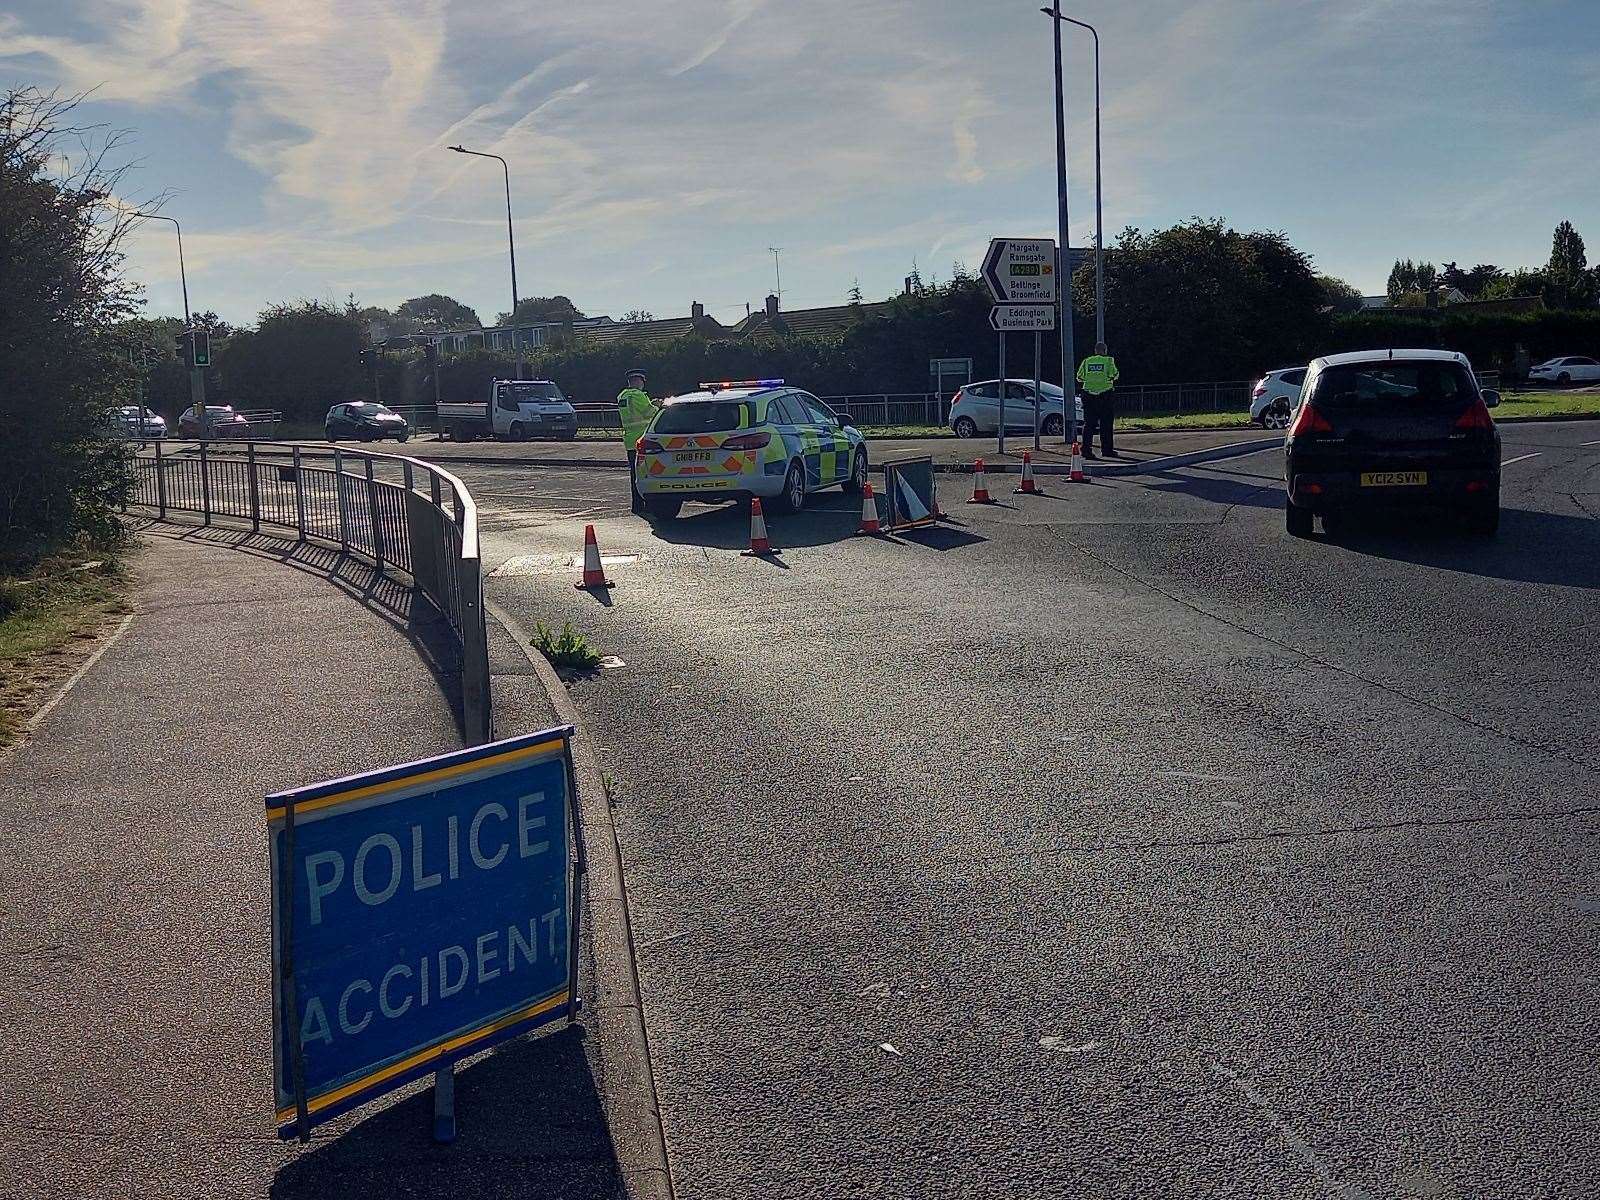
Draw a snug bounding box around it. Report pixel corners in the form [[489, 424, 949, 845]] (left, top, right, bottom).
[[1527, 356, 1600, 386], [948, 379, 1084, 437], [1250, 367, 1306, 429]]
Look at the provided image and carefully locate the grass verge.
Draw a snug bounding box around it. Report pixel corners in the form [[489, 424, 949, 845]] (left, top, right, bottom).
[[1492, 391, 1600, 421], [0, 545, 133, 747]]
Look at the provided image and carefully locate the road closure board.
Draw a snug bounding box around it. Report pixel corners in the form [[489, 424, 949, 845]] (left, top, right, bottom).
[[982, 238, 1057, 304], [884, 456, 941, 530], [267, 727, 578, 1140]]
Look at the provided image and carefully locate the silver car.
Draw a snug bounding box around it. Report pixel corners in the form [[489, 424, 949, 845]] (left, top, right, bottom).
[[948, 379, 1084, 437]]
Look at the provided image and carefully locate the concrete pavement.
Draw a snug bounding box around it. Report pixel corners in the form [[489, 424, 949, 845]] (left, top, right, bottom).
[[474, 421, 1600, 1198], [0, 529, 620, 1199]]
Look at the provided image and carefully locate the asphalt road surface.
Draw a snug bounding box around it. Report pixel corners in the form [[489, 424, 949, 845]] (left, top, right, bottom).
[[469, 422, 1599, 1199]]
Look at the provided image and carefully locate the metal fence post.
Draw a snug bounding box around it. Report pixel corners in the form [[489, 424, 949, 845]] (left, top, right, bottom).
[[154, 440, 167, 519], [247, 441, 261, 532], [429, 471, 442, 508], [458, 556, 491, 745], [334, 447, 349, 554], [293, 445, 306, 540], [199, 440, 212, 526], [365, 456, 384, 568]]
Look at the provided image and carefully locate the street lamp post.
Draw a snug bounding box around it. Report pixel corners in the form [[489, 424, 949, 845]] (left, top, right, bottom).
[[448, 145, 524, 379], [128, 210, 207, 438], [1043, 2, 1076, 446], [1051, 11, 1105, 347]]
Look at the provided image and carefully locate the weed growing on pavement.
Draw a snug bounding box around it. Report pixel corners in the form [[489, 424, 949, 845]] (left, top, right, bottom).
[[531, 620, 603, 672]]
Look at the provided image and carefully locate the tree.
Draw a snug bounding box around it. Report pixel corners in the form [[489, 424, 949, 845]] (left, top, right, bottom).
[[1, 88, 139, 567], [1546, 220, 1596, 308], [217, 300, 366, 421], [620, 309, 655, 323], [847, 279, 864, 305], [394, 293, 481, 332], [1316, 273, 1364, 314], [498, 295, 585, 325], [191, 310, 234, 338], [1091, 219, 1328, 380], [1387, 259, 1417, 302]]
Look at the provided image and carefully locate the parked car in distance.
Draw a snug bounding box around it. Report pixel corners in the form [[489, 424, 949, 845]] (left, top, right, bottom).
[[438, 379, 578, 441], [1527, 356, 1600, 386], [325, 401, 410, 443], [107, 405, 166, 439], [177, 404, 252, 439], [948, 379, 1084, 437], [1284, 349, 1500, 538], [1250, 367, 1306, 429]]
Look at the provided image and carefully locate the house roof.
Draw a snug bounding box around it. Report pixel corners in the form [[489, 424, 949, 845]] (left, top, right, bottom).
[[734, 300, 897, 339], [575, 313, 733, 345]]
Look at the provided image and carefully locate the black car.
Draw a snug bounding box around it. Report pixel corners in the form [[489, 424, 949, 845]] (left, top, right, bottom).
[[326, 401, 410, 443], [1285, 350, 1501, 538]]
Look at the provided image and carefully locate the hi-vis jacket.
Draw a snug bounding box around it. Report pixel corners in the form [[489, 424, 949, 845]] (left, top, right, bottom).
[[617, 387, 661, 446], [1076, 355, 1120, 396]]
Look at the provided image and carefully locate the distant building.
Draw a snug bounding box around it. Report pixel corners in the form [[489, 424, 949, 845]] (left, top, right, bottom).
[[575, 301, 732, 346], [734, 293, 897, 339]]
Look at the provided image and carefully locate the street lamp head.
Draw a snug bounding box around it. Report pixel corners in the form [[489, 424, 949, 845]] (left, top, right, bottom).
[[447, 144, 467, 153]]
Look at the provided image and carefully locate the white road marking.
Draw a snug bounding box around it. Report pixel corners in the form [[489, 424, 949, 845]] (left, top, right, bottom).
[[26, 612, 137, 733], [1209, 1060, 1374, 1200], [1500, 452, 1542, 467], [1581, 439, 1600, 447]]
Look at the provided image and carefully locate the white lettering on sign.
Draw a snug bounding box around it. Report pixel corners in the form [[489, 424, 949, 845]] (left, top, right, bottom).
[[301, 796, 557, 922], [293, 908, 567, 1045]]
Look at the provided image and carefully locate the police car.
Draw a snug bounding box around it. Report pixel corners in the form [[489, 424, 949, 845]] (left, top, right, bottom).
[[634, 380, 869, 519]]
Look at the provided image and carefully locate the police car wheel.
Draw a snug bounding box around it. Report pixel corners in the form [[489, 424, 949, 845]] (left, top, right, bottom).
[[646, 497, 682, 520], [776, 462, 806, 514], [843, 449, 867, 494]]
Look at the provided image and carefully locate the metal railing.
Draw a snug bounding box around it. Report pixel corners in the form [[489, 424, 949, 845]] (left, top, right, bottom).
[[124, 439, 490, 743]]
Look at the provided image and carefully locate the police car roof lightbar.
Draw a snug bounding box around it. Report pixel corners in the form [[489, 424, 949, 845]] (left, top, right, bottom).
[[699, 378, 784, 391]]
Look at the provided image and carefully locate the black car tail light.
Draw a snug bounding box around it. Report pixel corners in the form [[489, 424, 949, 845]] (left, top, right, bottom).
[[1288, 402, 1333, 437], [1455, 398, 1494, 431]]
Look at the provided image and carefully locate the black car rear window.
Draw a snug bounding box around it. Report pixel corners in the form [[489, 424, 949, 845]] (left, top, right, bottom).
[[1310, 363, 1474, 411], [654, 400, 749, 433]]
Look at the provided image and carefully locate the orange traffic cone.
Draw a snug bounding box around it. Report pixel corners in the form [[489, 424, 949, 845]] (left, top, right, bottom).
[[856, 481, 882, 535], [741, 497, 780, 556], [575, 524, 612, 588], [1070, 440, 1085, 482], [968, 459, 993, 504], [1014, 450, 1040, 495]]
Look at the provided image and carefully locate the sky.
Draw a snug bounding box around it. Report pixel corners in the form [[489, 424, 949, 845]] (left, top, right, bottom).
[[4, 0, 1599, 328]]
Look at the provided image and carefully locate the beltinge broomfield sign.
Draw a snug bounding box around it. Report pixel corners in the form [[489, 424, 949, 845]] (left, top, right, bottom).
[[267, 727, 580, 1140]]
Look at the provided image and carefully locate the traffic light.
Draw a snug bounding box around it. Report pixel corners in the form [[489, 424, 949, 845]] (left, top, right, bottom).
[[192, 328, 210, 367], [175, 330, 192, 365]]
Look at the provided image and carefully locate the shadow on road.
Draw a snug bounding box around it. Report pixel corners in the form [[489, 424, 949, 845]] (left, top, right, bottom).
[[645, 500, 862, 551], [1325, 506, 1600, 590], [271, 1026, 618, 1199], [1139, 469, 1283, 510]]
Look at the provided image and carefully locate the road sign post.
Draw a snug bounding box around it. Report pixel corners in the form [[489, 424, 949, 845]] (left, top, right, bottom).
[[983, 239, 1059, 456], [997, 332, 1006, 457], [1033, 333, 1043, 452], [267, 727, 581, 1143]]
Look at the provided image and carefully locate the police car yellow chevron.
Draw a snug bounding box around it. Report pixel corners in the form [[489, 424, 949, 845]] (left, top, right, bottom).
[[634, 381, 869, 518]]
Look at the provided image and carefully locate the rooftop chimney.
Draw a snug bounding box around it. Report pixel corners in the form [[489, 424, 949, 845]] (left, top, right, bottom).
[[691, 300, 705, 321], [765, 293, 779, 318]]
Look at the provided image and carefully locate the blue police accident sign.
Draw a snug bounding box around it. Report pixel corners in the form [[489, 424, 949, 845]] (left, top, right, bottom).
[[267, 727, 579, 1140]]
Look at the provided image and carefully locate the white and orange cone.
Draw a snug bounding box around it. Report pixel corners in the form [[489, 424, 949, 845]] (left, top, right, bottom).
[[741, 497, 780, 556], [856, 481, 882, 535], [968, 459, 993, 504], [575, 523, 612, 588], [1014, 450, 1040, 495], [1070, 440, 1085, 482]]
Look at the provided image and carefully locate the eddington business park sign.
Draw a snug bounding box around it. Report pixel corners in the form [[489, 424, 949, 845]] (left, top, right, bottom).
[[267, 728, 579, 1140]]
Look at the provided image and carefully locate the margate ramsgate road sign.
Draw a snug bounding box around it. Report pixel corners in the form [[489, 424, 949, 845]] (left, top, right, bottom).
[[268, 727, 579, 1140], [981, 237, 1058, 305]]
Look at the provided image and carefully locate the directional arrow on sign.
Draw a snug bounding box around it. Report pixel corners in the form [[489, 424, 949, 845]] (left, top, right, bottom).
[[981, 237, 1058, 304]]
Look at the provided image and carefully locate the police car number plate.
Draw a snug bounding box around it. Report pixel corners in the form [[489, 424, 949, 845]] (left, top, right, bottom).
[[675, 451, 713, 462]]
